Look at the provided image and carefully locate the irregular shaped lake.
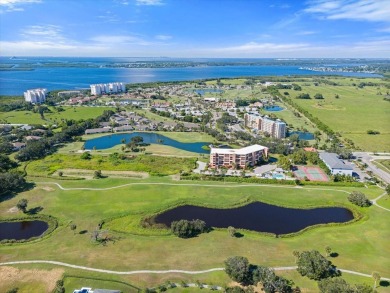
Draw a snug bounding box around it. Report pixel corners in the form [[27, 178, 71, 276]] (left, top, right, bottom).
[[84, 132, 210, 153], [0, 220, 49, 240], [154, 202, 354, 235]]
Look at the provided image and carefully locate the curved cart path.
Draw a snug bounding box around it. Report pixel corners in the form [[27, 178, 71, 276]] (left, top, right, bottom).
[[0, 261, 389, 281], [37, 181, 390, 212]]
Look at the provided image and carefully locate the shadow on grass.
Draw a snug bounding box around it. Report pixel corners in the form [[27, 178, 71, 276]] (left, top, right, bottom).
[[380, 281, 389, 287], [79, 230, 88, 234], [26, 206, 43, 215], [234, 232, 244, 238], [330, 252, 339, 258]]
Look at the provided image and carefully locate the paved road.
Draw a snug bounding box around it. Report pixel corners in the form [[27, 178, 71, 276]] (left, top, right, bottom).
[[354, 152, 390, 184], [0, 261, 389, 281]]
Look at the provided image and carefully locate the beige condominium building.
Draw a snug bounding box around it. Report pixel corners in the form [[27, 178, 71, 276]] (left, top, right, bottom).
[[210, 144, 269, 168], [244, 113, 286, 139]]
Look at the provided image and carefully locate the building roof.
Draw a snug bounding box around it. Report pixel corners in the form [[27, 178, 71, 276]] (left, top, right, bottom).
[[210, 144, 267, 155], [85, 128, 112, 134], [319, 152, 353, 170]]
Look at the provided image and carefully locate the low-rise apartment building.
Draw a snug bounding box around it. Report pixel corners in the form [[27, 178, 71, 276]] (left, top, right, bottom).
[[210, 144, 268, 168]]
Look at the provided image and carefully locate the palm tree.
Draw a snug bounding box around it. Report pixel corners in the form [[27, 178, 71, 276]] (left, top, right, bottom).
[[292, 250, 300, 263], [372, 272, 380, 289], [325, 246, 332, 257]]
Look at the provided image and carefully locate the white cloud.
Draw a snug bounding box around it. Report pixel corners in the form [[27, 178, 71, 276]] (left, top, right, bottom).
[[136, 0, 164, 6], [0, 0, 41, 12], [295, 31, 317, 35], [377, 27, 390, 33], [155, 34, 172, 40], [21, 25, 65, 41], [305, 0, 390, 22], [0, 40, 111, 56], [211, 42, 309, 54], [90, 35, 143, 44], [199, 39, 390, 58], [97, 11, 120, 23]]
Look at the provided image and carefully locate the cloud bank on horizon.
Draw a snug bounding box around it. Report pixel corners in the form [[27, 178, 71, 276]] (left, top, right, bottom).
[[0, 0, 389, 57]]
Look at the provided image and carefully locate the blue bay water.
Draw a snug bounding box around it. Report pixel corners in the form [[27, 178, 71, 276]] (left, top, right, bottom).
[[0, 57, 382, 95]]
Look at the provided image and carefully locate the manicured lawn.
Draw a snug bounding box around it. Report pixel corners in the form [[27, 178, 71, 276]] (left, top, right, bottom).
[[282, 77, 390, 151], [0, 176, 388, 292], [377, 196, 390, 210], [0, 106, 115, 125]]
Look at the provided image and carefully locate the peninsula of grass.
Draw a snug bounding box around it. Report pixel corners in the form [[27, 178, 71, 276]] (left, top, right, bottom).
[[25, 153, 197, 177]]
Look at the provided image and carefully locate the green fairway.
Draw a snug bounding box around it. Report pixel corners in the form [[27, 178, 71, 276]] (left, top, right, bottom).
[[282, 77, 390, 151], [0, 177, 388, 291], [0, 106, 115, 125]]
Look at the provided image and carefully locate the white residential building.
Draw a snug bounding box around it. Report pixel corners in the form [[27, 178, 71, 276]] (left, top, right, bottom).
[[210, 144, 269, 168], [90, 82, 126, 95], [244, 113, 286, 139], [24, 88, 47, 104]]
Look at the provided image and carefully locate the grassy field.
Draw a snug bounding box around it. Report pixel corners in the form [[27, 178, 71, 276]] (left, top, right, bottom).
[[282, 77, 390, 151], [0, 106, 115, 125], [25, 153, 197, 176], [0, 176, 388, 291]]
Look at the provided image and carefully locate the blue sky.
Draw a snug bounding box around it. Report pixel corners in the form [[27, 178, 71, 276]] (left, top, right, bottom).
[[0, 0, 389, 57]]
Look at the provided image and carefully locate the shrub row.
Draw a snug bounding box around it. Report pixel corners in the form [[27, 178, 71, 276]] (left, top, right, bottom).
[[181, 174, 296, 185], [181, 174, 364, 187]]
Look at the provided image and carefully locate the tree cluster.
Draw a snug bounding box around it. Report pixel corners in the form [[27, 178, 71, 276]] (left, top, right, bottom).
[[348, 191, 371, 207], [296, 250, 338, 280], [170, 219, 207, 238], [15, 110, 114, 161], [296, 93, 311, 99], [224, 256, 295, 293], [0, 172, 26, 196], [318, 277, 376, 293]]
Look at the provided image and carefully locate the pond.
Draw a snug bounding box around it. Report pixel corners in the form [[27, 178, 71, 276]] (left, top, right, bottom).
[[154, 202, 354, 235], [288, 131, 315, 140], [192, 89, 223, 96], [264, 105, 284, 112], [0, 220, 49, 240], [84, 132, 210, 153]]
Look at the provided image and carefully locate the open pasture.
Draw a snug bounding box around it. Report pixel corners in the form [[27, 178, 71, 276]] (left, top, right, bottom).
[[283, 77, 390, 151]]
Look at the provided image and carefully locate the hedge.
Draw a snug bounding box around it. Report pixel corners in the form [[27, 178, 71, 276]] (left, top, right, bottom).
[[181, 174, 364, 187]]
